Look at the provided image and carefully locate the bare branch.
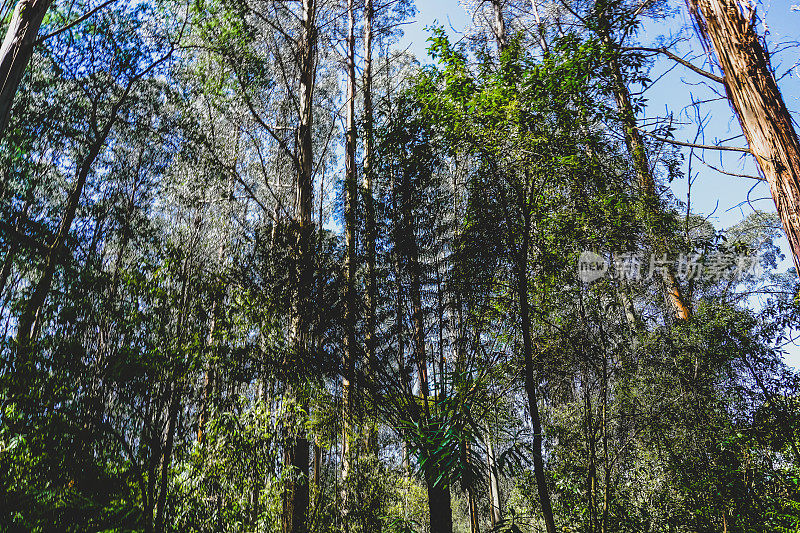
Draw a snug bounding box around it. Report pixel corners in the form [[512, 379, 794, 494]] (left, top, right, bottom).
[[624, 46, 725, 84], [36, 0, 117, 44], [637, 127, 752, 153], [692, 152, 765, 181]]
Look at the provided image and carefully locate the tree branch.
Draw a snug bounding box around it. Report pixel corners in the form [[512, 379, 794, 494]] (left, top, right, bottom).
[[692, 152, 765, 181], [637, 127, 752, 153], [36, 0, 117, 44], [624, 46, 725, 84]]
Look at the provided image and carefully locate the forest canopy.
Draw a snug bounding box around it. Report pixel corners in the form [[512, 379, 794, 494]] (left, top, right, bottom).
[[1, 0, 800, 532]]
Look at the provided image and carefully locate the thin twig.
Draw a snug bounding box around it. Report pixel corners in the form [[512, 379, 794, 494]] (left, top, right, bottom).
[[637, 127, 751, 153], [623, 46, 725, 84]]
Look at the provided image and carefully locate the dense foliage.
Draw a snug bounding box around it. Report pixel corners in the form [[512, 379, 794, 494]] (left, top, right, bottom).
[[1, 0, 799, 532]]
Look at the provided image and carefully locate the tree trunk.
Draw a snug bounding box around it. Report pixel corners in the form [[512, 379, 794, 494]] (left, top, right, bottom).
[[530, 0, 548, 55], [517, 207, 557, 533], [283, 1, 315, 531], [143, 395, 159, 533], [362, 0, 377, 445], [584, 370, 598, 533], [606, 48, 692, 320], [154, 383, 180, 533], [423, 460, 454, 533], [0, 200, 29, 303], [464, 440, 480, 533], [485, 428, 502, 526], [361, 3, 381, 529], [688, 0, 800, 273], [341, 0, 357, 522], [490, 0, 507, 52], [0, 0, 52, 139], [16, 109, 120, 351], [283, 431, 311, 533]]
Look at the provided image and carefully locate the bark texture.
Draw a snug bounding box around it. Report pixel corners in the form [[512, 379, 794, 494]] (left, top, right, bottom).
[[595, 7, 692, 319], [0, 0, 53, 138], [283, 1, 316, 532], [688, 0, 800, 273], [340, 0, 357, 520]]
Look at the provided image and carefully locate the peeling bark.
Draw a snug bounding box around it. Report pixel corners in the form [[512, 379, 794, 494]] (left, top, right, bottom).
[[688, 0, 800, 273]]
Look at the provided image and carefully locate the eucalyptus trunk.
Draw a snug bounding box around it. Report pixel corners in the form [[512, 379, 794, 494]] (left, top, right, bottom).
[[603, 37, 692, 320], [0, 0, 52, 138], [341, 0, 357, 521], [283, 1, 316, 532], [688, 0, 800, 273]]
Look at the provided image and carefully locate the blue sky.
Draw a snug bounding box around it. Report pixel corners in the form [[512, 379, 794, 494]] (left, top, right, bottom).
[[396, 0, 800, 365]]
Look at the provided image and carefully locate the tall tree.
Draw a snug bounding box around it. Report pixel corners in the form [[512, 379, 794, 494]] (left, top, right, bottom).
[[0, 0, 52, 138], [341, 0, 358, 521], [687, 0, 800, 273], [592, 0, 693, 320], [283, 1, 317, 532]]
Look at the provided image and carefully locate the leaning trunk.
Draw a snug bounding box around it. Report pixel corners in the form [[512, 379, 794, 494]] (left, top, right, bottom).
[[688, 0, 800, 273], [605, 46, 692, 320], [0, 0, 53, 139], [16, 109, 120, 351]]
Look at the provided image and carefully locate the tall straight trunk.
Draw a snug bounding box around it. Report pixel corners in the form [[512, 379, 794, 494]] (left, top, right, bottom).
[[517, 207, 557, 533], [143, 395, 159, 533], [584, 368, 598, 532], [0, 0, 52, 139], [464, 440, 480, 533], [485, 429, 502, 526], [490, 0, 507, 52], [362, 0, 377, 444], [601, 351, 610, 533], [361, 1, 380, 527], [688, 0, 800, 272], [283, 1, 315, 532], [341, 0, 357, 520], [312, 436, 322, 488], [283, 431, 310, 533], [401, 176, 453, 533]]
